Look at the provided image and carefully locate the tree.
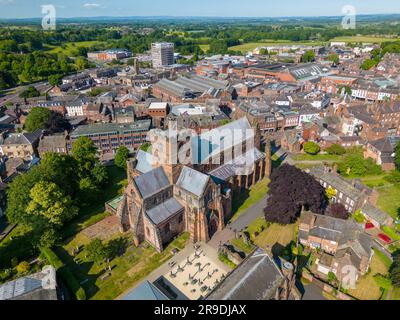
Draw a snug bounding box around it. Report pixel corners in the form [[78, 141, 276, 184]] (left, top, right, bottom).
[[327, 203, 350, 220], [114, 146, 129, 169], [46, 111, 72, 133], [48, 74, 63, 87], [264, 164, 327, 224], [27, 181, 78, 227], [40, 153, 79, 198], [390, 250, 400, 288], [6, 166, 44, 225], [85, 239, 109, 264], [259, 48, 269, 55], [19, 86, 40, 99], [71, 137, 98, 178], [24, 107, 51, 132], [326, 144, 346, 155], [328, 53, 339, 64], [338, 154, 382, 177], [304, 141, 321, 155], [301, 50, 315, 63], [395, 141, 400, 171]]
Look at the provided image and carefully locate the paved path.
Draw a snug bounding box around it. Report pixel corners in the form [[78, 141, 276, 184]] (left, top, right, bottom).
[[208, 195, 269, 249]]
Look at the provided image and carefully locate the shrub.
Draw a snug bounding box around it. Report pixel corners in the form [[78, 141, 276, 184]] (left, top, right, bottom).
[[16, 261, 30, 274], [304, 142, 321, 155], [326, 144, 346, 155], [40, 247, 64, 270]]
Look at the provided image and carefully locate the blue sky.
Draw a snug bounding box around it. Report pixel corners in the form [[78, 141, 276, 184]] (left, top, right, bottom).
[[0, 0, 399, 19]]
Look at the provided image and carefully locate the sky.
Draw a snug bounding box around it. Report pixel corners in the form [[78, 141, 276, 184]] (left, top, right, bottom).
[[0, 0, 399, 19]]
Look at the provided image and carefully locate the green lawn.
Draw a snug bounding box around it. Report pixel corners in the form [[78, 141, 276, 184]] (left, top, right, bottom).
[[46, 41, 104, 56], [376, 184, 400, 219], [254, 223, 298, 256], [199, 44, 210, 52], [231, 178, 270, 222], [349, 252, 389, 300], [292, 154, 342, 162], [229, 40, 327, 53], [59, 232, 190, 300], [330, 36, 400, 43]]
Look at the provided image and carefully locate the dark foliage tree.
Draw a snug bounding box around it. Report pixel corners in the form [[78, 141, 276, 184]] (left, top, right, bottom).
[[390, 250, 400, 288], [326, 203, 350, 220], [46, 111, 72, 133], [264, 164, 327, 225], [395, 141, 400, 171]]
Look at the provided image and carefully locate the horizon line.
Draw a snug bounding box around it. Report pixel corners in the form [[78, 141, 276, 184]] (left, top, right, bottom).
[[1, 12, 400, 21]]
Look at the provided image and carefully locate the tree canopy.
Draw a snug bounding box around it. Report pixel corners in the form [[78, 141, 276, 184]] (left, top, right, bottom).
[[264, 164, 327, 224], [114, 146, 129, 169], [303, 141, 321, 155], [326, 203, 350, 220], [24, 107, 51, 132]]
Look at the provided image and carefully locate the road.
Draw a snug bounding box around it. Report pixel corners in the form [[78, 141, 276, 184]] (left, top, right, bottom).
[[1, 81, 51, 105]]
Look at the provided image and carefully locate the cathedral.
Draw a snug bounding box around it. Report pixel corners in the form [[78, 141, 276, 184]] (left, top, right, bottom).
[[116, 117, 271, 252]]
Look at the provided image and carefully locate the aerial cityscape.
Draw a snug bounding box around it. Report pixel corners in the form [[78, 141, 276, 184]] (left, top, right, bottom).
[[1, 0, 400, 305]]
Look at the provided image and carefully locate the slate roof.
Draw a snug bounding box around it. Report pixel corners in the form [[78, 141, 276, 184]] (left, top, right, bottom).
[[193, 117, 253, 164], [309, 166, 361, 202], [361, 203, 392, 225], [369, 138, 395, 154], [0, 267, 57, 300], [146, 197, 184, 225], [70, 120, 151, 138], [207, 248, 284, 300], [135, 150, 154, 174], [134, 167, 170, 199], [176, 166, 209, 197], [122, 281, 169, 300], [209, 148, 265, 181], [2, 130, 42, 146]]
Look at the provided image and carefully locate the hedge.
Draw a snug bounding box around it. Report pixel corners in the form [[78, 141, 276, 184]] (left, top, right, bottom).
[[40, 247, 86, 300]]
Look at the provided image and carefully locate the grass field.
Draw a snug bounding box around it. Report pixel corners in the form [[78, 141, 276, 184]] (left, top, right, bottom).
[[199, 44, 210, 52], [229, 40, 327, 53], [292, 154, 342, 162], [349, 249, 391, 300], [254, 223, 298, 255], [59, 232, 190, 300], [330, 36, 400, 44], [46, 41, 104, 56], [376, 184, 400, 219], [231, 178, 270, 222]]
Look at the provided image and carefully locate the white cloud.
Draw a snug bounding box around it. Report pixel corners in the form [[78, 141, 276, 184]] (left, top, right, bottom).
[[82, 3, 101, 9]]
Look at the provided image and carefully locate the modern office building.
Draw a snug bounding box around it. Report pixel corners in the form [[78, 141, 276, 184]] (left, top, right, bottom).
[[151, 43, 174, 68]]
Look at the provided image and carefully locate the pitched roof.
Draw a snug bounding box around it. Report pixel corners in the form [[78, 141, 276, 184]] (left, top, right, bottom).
[[146, 197, 184, 225], [207, 248, 285, 300], [176, 166, 209, 197], [0, 267, 57, 301], [135, 150, 154, 174], [122, 281, 169, 300], [134, 167, 170, 199], [361, 203, 393, 225]]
